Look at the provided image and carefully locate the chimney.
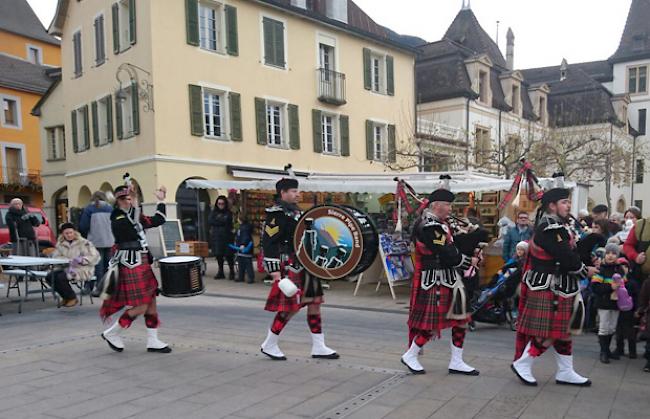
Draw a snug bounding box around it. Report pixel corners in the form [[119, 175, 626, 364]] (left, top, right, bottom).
[[461, 0, 472, 10], [560, 58, 568, 81], [326, 0, 348, 24], [506, 28, 515, 70]]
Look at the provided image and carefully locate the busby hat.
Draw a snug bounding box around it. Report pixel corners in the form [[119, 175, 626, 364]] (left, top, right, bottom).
[[275, 178, 299, 194], [428, 175, 454, 203], [114, 185, 130, 199]]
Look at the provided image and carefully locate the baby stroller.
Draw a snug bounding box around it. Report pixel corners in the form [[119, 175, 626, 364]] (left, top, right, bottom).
[[469, 259, 522, 331]]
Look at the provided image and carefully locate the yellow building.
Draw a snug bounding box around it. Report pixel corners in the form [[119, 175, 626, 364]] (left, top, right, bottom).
[[40, 0, 416, 236], [0, 0, 61, 207]]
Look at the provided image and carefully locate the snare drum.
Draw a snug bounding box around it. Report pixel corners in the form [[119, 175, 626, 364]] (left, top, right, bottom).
[[159, 256, 204, 298]]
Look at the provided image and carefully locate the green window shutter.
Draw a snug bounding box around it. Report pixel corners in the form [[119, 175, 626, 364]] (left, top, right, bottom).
[[274, 21, 285, 67], [225, 5, 238, 56], [388, 124, 396, 163], [71, 110, 79, 153], [340, 115, 350, 157], [131, 82, 140, 135], [263, 18, 273, 65], [363, 48, 371, 90], [112, 3, 119, 53], [129, 0, 137, 45], [82, 105, 90, 150], [91, 101, 99, 147], [106, 95, 114, 142], [188, 84, 203, 136], [386, 55, 395, 96], [288, 104, 300, 150], [365, 120, 373, 160], [255, 97, 267, 145], [185, 0, 199, 46], [229, 92, 242, 141], [312, 109, 322, 153], [116, 90, 123, 139]]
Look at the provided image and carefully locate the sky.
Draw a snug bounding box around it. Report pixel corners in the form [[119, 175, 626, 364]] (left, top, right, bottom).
[[27, 0, 632, 69]]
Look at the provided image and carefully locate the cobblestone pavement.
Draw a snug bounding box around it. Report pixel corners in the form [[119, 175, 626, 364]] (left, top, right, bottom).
[[1, 266, 649, 419]]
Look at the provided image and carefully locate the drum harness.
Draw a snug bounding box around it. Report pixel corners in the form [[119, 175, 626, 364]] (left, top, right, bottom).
[[113, 206, 150, 269]]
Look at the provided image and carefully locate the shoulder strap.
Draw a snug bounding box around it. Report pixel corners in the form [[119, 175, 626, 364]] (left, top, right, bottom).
[[637, 219, 646, 241]]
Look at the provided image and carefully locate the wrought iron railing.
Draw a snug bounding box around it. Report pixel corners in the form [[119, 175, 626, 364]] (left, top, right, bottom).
[[1, 167, 42, 188], [317, 68, 346, 106]]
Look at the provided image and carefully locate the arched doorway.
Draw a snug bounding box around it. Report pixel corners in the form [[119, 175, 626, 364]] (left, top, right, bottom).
[[52, 187, 68, 234], [176, 178, 211, 241], [71, 186, 92, 227]]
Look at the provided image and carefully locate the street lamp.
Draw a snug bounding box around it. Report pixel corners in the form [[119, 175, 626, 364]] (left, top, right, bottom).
[[115, 63, 154, 112]]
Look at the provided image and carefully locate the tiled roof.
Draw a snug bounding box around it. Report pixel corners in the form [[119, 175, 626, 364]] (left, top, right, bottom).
[[609, 0, 650, 64], [416, 52, 476, 103], [443, 9, 506, 69], [521, 60, 613, 84], [0, 54, 54, 94], [0, 0, 60, 45]]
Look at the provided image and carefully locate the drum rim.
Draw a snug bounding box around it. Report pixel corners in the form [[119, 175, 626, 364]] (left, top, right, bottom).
[[159, 256, 201, 263]]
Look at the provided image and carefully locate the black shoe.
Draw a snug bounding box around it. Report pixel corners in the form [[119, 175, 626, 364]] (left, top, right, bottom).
[[312, 353, 340, 359], [609, 350, 620, 360], [261, 348, 287, 361], [644, 361, 650, 373], [449, 368, 480, 376], [214, 271, 225, 279], [101, 333, 123, 353], [147, 346, 172, 353], [599, 335, 611, 363]]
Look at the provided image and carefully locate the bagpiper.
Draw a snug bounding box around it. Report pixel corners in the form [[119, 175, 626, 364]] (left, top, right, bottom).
[[401, 176, 479, 375], [511, 175, 597, 386], [260, 176, 339, 360], [100, 174, 171, 353]]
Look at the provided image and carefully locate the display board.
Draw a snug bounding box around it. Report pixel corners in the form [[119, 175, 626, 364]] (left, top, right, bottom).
[[146, 219, 184, 259]]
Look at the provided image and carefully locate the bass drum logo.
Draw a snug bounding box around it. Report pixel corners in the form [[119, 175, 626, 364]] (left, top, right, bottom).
[[294, 205, 366, 279]]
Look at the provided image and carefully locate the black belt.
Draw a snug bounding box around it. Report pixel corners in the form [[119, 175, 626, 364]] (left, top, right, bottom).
[[117, 241, 143, 250]]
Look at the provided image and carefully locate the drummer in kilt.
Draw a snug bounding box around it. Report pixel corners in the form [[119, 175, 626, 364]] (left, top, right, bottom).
[[260, 177, 339, 361], [100, 180, 171, 354], [401, 181, 480, 375], [511, 183, 597, 386]]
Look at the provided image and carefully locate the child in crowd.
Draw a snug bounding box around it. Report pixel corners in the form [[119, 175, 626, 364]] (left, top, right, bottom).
[[612, 258, 639, 359], [591, 243, 627, 364], [229, 215, 255, 284]]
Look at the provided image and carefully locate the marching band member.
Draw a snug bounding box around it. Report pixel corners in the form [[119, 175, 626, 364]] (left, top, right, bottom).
[[260, 177, 339, 361], [401, 178, 479, 375], [100, 175, 171, 354], [511, 180, 597, 386]]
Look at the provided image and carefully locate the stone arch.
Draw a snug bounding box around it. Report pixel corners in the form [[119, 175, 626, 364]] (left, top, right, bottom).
[[99, 182, 113, 193], [176, 177, 211, 241], [51, 187, 69, 234], [78, 186, 91, 206]]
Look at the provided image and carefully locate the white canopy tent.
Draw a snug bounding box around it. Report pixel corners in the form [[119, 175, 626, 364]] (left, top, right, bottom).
[[185, 170, 578, 195]]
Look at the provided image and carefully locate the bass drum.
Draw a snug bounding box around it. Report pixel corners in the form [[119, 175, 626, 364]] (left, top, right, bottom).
[[159, 256, 205, 297], [293, 205, 378, 280]]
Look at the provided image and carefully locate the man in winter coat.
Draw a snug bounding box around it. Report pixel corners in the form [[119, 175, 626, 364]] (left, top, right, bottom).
[[5, 198, 40, 256], [502, 211, 532, 261], [79, 191, 115, 291]]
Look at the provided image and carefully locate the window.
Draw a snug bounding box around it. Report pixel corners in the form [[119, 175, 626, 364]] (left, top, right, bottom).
[[266, 102, 285, 146], [72, 106, 90, 153], [635, 200, 643, 213], [95, 96, 112, 146], [363, 48, 394, 95], [628, 66, 648, 94], [94, 15, 106, 65], [203, 89, 226, 139], [46, 126, 66, 160], [112, 0, 136, 54], [27, 45, 42, 65], [319, 43, 334, 74], [539, 96, 546, 122], [373, 124, 386, 160], [321, 114, 339, 154], [199, 3, 223, 52], [475, 127, 491, 165], [511, 85, 520, 114], [1, 97, 20, 128], [478, 70, 488, 104], [73, 31, 82, 77], [639, 109, 647, 135], [262, 17, 285, 68], [637, 159, 645, 184], [505, 134, 522, 163], [117, 86, 135, 138]]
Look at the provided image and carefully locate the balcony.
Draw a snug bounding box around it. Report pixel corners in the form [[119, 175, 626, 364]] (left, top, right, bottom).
[[1, 167, 42, 191], [317, 68, 346, 106]]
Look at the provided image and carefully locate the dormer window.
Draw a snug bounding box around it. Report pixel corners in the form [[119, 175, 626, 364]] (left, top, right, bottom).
[[628, 65, 648, 94], [478, 70, 488, 104], [511, 84, 520, 114]]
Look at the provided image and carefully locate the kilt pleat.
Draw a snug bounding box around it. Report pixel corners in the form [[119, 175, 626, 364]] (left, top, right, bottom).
[[517, 288, 573, 340], [100, 262, 158, 320], [264, 268, 323, 313]]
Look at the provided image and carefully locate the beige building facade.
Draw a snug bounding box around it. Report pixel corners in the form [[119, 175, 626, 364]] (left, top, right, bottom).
[[40, 0, 416, 227]]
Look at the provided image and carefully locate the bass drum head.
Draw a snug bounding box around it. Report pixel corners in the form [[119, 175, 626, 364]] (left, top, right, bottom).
[[293, 205, 378, 280], [159, 256, 200, 264]]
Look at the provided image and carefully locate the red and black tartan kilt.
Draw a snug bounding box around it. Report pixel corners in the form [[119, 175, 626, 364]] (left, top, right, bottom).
[[264, 268, 324, 313], [408, 270, 469, 336], [100, 261, 158, 320], [517, 287, 573, 341]]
